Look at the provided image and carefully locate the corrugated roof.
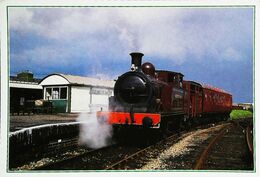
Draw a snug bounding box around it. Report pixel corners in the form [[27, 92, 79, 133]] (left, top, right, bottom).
[[10, 76, 42, 83], [57, 73, 115, 88]]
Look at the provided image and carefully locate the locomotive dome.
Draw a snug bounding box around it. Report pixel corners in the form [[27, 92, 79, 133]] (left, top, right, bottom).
[[142, 62, 155, 77]]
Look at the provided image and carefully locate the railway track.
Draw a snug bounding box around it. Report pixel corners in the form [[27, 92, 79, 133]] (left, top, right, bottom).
[[33, 121, 227, 170], [194, 123, 233, 170], [105, 132, 184, 170], [14, 119, 253, 171], [115, 122, 231, 170], [246, 124, 253, 157], [139, 119, 253, 170], [35, 143, 143, 170], [32, 124, 199, 170], [193, 120, 254, 170]]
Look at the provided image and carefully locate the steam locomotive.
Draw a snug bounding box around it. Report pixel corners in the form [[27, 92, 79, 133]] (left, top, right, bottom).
[[97, 52, 232, 135]]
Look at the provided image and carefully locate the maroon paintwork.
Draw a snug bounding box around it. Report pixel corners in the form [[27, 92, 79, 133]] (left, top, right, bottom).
[[98, 53, 233, 130], [202, 85, 232, 114], [183, 81, 203, 118], [183, 80, 232, 119]]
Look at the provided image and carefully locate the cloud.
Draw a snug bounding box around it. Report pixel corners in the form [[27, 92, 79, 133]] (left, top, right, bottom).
[[9, 7, 253, 74], [9, 8, 34, 33], [221, 47, 244, 61]]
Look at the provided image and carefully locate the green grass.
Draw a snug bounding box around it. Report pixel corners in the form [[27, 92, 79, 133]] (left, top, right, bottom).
[[230, 109, 253, 120]]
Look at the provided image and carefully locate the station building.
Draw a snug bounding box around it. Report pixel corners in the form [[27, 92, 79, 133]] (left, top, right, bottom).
[[39, 73, 115, 113], [10, 71, 43, 114]]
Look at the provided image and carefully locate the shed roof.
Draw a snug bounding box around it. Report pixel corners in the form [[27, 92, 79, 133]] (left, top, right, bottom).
[[10, 76, 42, 89], [40, 73, 115, 88], [10, 76, 42, 83]]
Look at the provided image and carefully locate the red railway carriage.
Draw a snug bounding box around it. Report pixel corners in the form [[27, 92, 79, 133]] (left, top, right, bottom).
[[202, 85, 232, 117], [183, 81, 203, 119], [182, 81, 232, 120]]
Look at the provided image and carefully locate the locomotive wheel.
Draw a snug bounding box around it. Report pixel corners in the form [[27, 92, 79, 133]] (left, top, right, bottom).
[[187, 119, 193, 130], [159, 122, 171, 138], [179, 119, 185, 131], [112, 125, 159, 145]]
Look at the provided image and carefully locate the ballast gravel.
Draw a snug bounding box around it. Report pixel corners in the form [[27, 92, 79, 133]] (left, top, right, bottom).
[[141, 124, 226, 170]]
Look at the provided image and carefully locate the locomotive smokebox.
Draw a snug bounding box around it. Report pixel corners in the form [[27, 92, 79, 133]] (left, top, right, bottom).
[[130, 52, 144, 71]]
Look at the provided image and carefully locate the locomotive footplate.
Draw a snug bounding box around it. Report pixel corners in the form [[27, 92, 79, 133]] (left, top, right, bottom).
[[97, 111, 161, 128]]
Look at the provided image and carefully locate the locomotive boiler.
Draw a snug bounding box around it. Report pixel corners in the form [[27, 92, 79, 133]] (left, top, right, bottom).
[[97, 52, 232, 135]]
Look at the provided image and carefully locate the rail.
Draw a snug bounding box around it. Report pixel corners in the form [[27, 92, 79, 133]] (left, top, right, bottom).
[[105, 133, 181, 170], [246, 125, 253, 156], [193, 123, 232, 170]]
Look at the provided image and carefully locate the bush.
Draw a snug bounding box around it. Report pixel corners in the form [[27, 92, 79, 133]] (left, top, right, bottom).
[[230, 109, 253, 120]]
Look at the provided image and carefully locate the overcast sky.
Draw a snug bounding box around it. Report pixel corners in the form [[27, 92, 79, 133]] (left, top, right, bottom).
[[9, 7, 253, 103]]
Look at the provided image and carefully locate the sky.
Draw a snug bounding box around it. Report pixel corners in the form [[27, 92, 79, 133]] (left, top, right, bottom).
[[8, 7, 254, 103]]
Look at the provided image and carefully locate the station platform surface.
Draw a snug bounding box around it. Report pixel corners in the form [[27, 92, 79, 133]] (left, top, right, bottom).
[[9, 113, 80, 132]]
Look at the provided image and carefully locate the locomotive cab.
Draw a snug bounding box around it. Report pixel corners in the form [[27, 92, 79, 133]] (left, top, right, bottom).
[[156, 70, 184, 88]]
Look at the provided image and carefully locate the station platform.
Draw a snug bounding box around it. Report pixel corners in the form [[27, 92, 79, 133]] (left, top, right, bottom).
[[10, 113, 79, 132]]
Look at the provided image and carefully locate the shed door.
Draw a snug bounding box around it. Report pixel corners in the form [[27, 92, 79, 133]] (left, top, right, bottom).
[[71, 87, 90, 112]]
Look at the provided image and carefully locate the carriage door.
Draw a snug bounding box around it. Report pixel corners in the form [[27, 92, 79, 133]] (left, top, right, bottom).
[[191, 95, 196, 118], [197, 87, 203, 116], [190, 85, 196, 118]]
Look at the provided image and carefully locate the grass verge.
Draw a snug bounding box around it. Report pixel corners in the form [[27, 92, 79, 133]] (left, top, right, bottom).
[[230, 109, 253, 120]]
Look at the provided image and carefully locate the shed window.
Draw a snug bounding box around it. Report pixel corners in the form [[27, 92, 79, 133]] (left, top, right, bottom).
[[45, 87, 68, 100], [60, 88, 67, 99], [46, 88, 52, 100], [52, 88, 59, 99]]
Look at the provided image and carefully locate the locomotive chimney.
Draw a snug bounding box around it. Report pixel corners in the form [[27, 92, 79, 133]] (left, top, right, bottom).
[[130, 52, 144, 71]]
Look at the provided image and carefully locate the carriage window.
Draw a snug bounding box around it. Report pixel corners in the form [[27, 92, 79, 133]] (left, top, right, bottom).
[[191, 85, 195, 92], [168, 75, 174, 82], [180, 77, 183, 88]]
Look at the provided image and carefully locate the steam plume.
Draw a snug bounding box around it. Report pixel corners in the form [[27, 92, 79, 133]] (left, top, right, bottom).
[[77, 113, 113, 149]]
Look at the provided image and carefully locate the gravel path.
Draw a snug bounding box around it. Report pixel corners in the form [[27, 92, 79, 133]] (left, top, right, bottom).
[[141, 124, 226, 170]]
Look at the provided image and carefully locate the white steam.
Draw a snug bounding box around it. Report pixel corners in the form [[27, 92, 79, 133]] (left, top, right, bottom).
[[77, 113, 113, 149]]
